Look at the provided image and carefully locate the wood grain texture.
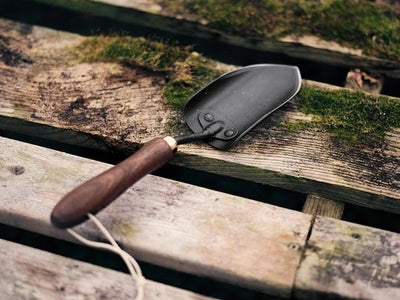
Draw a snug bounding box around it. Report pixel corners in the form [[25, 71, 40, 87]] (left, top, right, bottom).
[[51, 137, 175, 228], [302, 195, 344, 219], [30, 0, 400, 79], [0, 19, 399, 213], [0, 238, 212, 300], [0, 136, 311, 297], [294, 217, 400, 299], [3, 136, 400, 299]]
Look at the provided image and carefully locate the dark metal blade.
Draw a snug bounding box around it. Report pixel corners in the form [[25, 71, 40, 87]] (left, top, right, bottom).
[[183, 64, 302, 150]]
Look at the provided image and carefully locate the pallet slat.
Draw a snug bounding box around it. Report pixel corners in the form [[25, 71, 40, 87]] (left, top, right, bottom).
[[0, 238, 212, 300], [294, 217, 400, 299], [28, 0, 400, 79], [0, 136, 311, 297], [2, 133, 400, 299], [0, 19, 399, 213]]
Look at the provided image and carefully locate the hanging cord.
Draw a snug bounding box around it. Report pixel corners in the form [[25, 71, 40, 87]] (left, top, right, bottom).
[[67, 213, 145, 300]]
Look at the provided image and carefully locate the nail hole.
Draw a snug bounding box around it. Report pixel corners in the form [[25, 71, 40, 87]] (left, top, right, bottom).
[[288, 243, 300, 251], [8, 166, 25, 175], [351, 233, 361, 239]]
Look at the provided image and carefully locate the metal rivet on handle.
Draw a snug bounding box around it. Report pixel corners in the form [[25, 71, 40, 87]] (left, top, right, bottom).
[[204, 113, 214, 122], [224, 130, 235, 137]]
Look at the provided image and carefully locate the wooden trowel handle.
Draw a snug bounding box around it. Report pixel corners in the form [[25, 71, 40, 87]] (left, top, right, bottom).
[[51, 137, 177, 228]]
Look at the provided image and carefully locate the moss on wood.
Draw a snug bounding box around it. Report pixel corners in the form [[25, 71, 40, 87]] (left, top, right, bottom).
[[160, 0, 400, 60], [163, 53, 222, 109], [287, 85, 400, 147], [72, 35, 400, 147], [73, 35, 223, 110], [73, 36, 189, 71]]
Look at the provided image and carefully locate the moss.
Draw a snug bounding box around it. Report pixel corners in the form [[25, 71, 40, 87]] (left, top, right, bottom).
[[161, 0, 292, 37], [73, 35, 400, 147], [302, 0, 400, 60], [73, 36, 223, 110], [160, 0, 400, 60], [164, 54, 222, 109], [287, 85, 400, 147], [74, 36, 190, 71]]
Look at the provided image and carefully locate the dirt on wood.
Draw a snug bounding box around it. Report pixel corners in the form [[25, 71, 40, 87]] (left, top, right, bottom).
[[0, 35, 32, 66]]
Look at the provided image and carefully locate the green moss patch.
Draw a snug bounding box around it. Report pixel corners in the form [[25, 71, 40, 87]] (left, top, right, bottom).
[[303, 0, 400, 60], [164, 54, 222, 109], [161, 0, 293, 37], [74, 36, 190, 71], [73, 36, 223, 109], [160, 0, 400, 60], [288, 85, 400, 147], [73, 35, 400, 147]]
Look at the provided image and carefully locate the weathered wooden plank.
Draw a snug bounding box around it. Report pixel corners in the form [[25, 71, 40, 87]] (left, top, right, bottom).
[[3, 135, 400, 299], [0, 238, 212, 300], [294, 217, 400, 299], [27, 0, 400, 81], [0, 19, 399, 213], [0, 136, 311, 297], [302, 195, 344, 219]]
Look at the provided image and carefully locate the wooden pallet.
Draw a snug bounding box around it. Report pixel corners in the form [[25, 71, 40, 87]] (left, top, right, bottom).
[[0, 2, 399, 299]]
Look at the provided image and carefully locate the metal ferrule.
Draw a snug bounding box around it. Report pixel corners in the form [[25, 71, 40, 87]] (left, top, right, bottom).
[[163, 136, 178, 151]]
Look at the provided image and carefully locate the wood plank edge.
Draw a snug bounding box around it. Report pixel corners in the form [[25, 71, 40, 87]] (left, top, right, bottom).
[[172, 152, 400, 213], [26, 0, 400, 78], [0, 238, 213, 299], [2, 115, 399, 213], [1, 135, 310, 297], [302, 195, 344, 219], [0, 115, 133, 154], [292, 216, 400, 299]]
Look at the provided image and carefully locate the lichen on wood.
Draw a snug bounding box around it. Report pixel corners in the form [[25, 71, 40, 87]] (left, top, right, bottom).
[[294, 216, 400, 299]]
